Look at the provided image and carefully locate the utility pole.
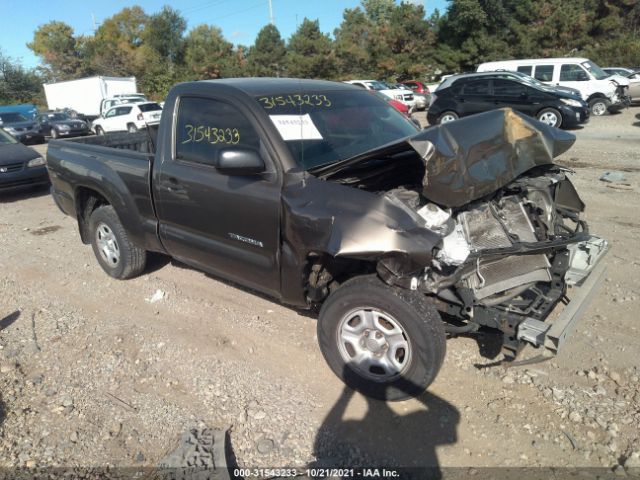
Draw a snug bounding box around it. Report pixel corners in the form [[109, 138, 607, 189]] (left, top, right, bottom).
[[268, 0, 274, 25], [91, 13, 97, 32]]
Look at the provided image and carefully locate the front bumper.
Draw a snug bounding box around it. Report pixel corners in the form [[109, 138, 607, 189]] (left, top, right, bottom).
[[56, 128, 90, 137], [516, 236, 609, 356], [0, 164, 50, 192], [559, 105, 589, 127], [12, 131, 44, 144]]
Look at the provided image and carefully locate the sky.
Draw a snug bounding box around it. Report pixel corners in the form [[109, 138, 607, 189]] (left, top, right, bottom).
[[0, 0, 448, 69]]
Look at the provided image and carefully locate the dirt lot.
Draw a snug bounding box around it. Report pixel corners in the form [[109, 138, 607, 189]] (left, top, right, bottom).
[[1, 108, 639, 474]]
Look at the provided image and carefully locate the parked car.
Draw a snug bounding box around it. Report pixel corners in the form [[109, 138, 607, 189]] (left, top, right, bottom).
[[438, 71, 582, 99], [0, 128, 48, 192], [400, 80, 431, 110], [91, 102, 162, 135], [34, 112, 91, 139], [401, 80, 430, 95], [603, 67, 635, 77], [0, 103, 38, 120], [343, 80, 416, 108], [428, 76, 589, 128], [48, 79, 607, 400], [0, 112, 44, 144], [626, 71, 640, 102], [477, 58, 630, 116], [607, 70, 640, 103], [99, 94, 149, 117]]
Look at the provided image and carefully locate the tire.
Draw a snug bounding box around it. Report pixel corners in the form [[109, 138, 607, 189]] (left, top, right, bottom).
[[127, 123, 137, 133], [589, 98, 610, 116], [50, 128, 58, 139], [536, 107, 563, 128], [95, 126, 104, 136], [317, 275, 446, 401], [88, 205, 146, 279], [438, 111, 458, 124]]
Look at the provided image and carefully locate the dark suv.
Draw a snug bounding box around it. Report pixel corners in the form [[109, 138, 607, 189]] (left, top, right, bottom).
[[427, 77, 589, 128]]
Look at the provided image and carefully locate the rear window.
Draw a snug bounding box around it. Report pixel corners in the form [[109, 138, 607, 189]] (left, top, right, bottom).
[[517, 66, 532, 75], [139, 103, 162, 112], [534, 65, 554, 82]]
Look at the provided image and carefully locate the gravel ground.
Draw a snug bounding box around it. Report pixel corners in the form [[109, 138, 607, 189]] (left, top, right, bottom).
[[1, 107, 639, 474]]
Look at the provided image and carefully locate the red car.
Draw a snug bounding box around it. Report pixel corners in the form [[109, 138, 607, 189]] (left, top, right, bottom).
[[401, 80, 430, 95]]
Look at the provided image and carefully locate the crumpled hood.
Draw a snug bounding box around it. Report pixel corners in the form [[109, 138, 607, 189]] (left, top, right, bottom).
[[409, 108, 576, 207]]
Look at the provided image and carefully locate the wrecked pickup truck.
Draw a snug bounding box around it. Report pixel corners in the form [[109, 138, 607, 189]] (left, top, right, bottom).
[[47, 79, 608, 400]]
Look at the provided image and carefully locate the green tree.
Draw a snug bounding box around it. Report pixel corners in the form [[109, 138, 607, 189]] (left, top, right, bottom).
[[334, 7, 376, 77], [247, 24, 286, 76], [142, 6, 186, 64], [27, 21, 83, 80], [0, 51, 43, 104], [184, 25, 235, 79], [285, 18, 335, 79]]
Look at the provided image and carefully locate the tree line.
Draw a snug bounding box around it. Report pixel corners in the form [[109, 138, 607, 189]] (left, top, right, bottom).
[[2, 0, 639, 105]]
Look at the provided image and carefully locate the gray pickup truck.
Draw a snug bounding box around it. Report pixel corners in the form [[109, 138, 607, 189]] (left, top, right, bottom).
[[47, 79, 608, 400]]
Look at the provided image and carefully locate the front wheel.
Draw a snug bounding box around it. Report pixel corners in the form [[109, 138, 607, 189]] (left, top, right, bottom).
[[88, 205, 146, 279], [317, 275, 446, 401], [536, 108, 563, 128], [50, 128, 58, 139], [95, 126, 104, 136], [589, 98, 610, 116], [127, 123, 137, 133]]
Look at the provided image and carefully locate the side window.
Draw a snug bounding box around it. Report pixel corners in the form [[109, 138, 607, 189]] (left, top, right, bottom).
[[105, 109, 117, 118], [560, 64, 589, 81], [517, 66, 532, 75], [175, 96, 261, 166], [534, 65, 554, 82], [462, 80, 490, 95], [493, 80, 526, 97], [116, 106, 132, 116]]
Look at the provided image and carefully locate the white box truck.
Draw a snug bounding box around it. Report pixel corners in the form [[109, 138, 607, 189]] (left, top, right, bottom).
[[43, 76, 139, 120]]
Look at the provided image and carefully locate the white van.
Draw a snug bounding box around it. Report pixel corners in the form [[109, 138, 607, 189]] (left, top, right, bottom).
[[477, 58, 630, 116]]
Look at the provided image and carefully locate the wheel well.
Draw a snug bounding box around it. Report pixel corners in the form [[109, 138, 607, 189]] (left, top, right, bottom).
[[75, 187, 110, 244], [587, 93, 608, 103], [304, 254, 376, 304]]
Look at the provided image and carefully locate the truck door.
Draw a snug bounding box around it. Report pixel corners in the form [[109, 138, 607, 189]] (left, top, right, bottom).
[[153, 95, 282, 297]]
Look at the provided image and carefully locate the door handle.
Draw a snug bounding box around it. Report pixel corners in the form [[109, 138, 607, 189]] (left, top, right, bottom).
[[165, 177, 185, 193]]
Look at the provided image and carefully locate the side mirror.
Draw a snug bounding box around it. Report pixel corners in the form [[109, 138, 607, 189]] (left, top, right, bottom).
[[217, 148, 265, 175]]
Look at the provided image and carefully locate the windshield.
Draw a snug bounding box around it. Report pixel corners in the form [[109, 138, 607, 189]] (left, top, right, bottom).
[[256, 90, 419, 170], [0, 112, 27, 123], [364, 81, 388, 91], [582, 61, 609, 80], [0, 128, 18, 144], [138, 103, 162, 112]]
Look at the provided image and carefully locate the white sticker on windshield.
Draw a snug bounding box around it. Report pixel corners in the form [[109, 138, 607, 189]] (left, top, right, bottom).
[[269, 114, 323, 141]]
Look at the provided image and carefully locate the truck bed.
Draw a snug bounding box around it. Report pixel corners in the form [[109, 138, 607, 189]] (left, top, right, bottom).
[[46, 130, 161, 252]]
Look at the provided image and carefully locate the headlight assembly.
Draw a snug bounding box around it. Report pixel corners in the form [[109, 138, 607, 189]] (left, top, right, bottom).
[[27, 157, 46, 168]]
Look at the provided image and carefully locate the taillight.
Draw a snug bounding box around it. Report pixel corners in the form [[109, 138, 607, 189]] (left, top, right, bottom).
[[137, 113, 143, 120]]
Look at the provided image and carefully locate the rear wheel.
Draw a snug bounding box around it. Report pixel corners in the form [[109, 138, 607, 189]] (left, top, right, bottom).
[[536, 108, 563, 128], [89, 205, 146, 279], [438, 111, 458, 124], [317, 275, 446, 401], [589, 98, 610, 116]]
